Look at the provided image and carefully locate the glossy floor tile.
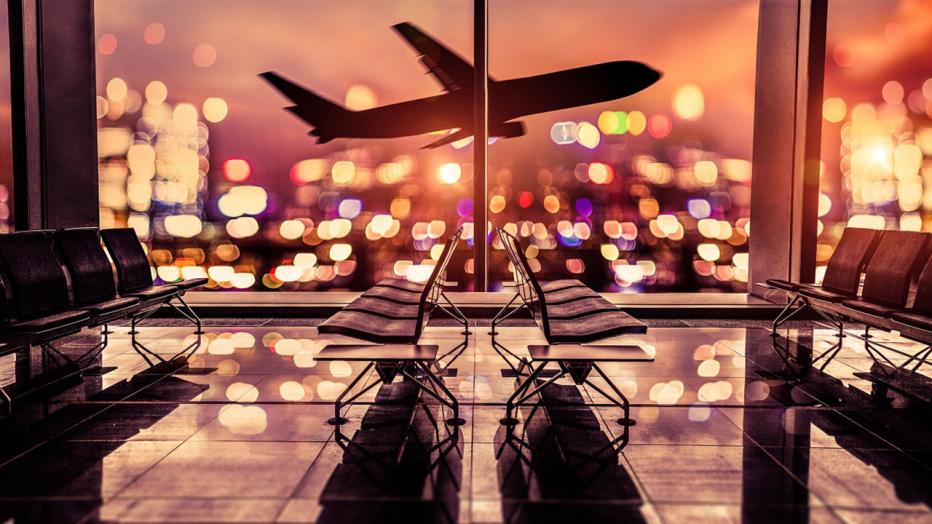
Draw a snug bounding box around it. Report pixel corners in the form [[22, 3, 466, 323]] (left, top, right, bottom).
[[0, 318, 930, 523]]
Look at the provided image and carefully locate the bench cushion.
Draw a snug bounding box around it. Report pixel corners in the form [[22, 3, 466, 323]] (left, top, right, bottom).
[[343, 297, 420, 319], [85, 297, 140, 315], [890, 311, 932, 331], [9, 309, 90, 333], [126, 285, 179, 301], [373, 278, 425, 293], [317, 310, 418, 343], [540, 279, 586, 293], [546, 297, 619, 320], [543, 286, 601, 305], [548, 310, 647, 343], [173, 278, 209, 291], [841, 299, 899, 319], [361, 285, 421, 305], [800, 287, 853, 303]]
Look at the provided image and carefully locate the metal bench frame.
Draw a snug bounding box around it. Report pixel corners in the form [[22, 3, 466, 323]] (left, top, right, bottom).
[[317, 228, 468, 427], [493, 228, 652, 430]]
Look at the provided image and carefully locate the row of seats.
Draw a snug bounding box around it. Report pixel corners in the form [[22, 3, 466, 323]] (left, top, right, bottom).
[[766, 228, 932, 370], [0, 227, 206, 359], [495, 227, 647, 344], [317, 227, 466, 344]]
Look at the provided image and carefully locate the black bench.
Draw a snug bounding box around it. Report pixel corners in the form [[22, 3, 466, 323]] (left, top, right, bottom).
[[761, 226, 880, 332], [765, 228, 932, 372], [316, 228, 467, 426], [494, 228, 651, 430], [100, 228, 207, 339]]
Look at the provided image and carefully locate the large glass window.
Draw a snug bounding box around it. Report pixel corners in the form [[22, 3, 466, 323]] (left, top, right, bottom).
[[818, 0, 932, 278], [95, 1, 471, 291], [488, 1, 758, 292], [95, 1, 758, 293]]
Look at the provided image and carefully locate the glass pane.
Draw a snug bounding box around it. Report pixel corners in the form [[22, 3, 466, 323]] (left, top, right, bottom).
[[0, 3, 12, 232], [488, 1, 758, 292], [95, 1, 471, 291], [818, 0, 932, 280]]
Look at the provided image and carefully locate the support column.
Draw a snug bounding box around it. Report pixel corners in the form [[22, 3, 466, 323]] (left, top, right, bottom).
[[10, 0, 99, 230], [472, 0, 488, 291], [749, 0, 827, 299]]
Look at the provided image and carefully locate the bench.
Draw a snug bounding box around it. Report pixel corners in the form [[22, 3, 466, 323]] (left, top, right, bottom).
[[316, 228, 467, 426], [494, 228, 652, 430], [0, 227, 207, 412], [763, 227, 932, 373]]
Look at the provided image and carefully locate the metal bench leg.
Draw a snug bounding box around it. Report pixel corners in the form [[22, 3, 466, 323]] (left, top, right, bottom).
[[170, 294, 204, 334], [0, 386, 11, 416], [807, 308, 847, 370], [489, 293, 521, 336], [328, 361, 379, 425], [75, 326, 110, 364], [129, 303, 161, 337], [586, 363, 635, 428], [439, 291, 470, 336], [501, 362, 562, 426], [412, 360, 465, 426], [771, 295, 806, 334]]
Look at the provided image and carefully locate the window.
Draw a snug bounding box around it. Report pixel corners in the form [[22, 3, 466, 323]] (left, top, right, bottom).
[[95, 1, 758, 292], [818, 0, 932, 278], [95, 1, 471, 290], [488, 1, 758, 292]]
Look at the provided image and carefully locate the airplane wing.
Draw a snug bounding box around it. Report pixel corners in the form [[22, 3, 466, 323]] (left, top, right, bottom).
[[421, 128, 472, 149], [392, 22, 477, 92]]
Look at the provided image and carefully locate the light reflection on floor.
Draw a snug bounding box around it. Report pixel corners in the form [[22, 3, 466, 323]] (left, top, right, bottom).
[[0, 319, 929, 523]]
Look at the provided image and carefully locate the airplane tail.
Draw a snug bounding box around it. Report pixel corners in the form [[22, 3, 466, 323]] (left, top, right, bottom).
[[260, 71, 348, 142]]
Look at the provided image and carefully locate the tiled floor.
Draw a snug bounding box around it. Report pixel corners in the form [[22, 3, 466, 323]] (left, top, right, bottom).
[[0, 318, 931, 523]]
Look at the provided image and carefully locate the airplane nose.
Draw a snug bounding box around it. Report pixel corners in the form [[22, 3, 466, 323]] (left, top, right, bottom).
[[630, 62, 662, 88]]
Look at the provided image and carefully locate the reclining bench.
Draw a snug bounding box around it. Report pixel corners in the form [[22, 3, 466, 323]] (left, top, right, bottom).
[[315, 227, 467, 427], [493, 228, 652, 435]]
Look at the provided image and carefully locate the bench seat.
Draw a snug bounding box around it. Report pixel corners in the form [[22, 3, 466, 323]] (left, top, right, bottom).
[[841, 299, 899, 318], [549, 310, 648, 343], [890, 311, 932, 331], [545, 297, 620, 320], [343, 297, 420, 319], [360, 285, 421, 305], [6, 309, 90, 333], [542, 286, 601, 305], [172, 278, 210, 291], [540, 279, 587, 293], [126, 285, 180, 301], [800, 287, 853, 303], [318, 310, 418, 343], [373, 278, 424, 293], [83, 297, 140, 315]]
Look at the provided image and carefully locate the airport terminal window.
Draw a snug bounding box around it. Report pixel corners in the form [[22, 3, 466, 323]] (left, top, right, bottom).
[[95, 1, 472, 290], [488, 0, 758, 292], [817, 0, 932, 281], [95, 1, 757, 292], [0, 3, 12, 232]]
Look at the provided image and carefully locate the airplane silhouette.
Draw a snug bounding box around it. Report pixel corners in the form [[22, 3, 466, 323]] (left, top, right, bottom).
[[261, 22, 661, 149]]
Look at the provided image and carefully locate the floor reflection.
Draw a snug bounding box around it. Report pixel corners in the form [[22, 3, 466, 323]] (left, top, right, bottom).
[[0, 320, 930, 522], [318, 381, 462, 524], [495, 381, 644, 523]]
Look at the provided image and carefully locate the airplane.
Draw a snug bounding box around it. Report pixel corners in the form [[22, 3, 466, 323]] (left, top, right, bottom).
[[260, 22, 661, 149]]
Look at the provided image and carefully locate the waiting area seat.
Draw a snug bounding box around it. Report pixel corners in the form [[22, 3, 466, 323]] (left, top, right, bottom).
[[492, 228, 651, 433], [762, 227, 932, 373], [0, 227, 208, 411], [316, 228, 468, 427]]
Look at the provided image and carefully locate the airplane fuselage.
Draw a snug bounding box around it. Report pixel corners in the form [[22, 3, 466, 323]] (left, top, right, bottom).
[[328, 61, 659, 140]]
